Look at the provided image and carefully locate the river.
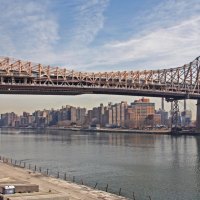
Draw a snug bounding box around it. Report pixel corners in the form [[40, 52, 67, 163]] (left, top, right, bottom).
[[0, 129, 200, 200]]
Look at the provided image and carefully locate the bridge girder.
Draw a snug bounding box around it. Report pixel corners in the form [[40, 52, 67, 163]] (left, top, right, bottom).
[[0, 56, 200, 98]]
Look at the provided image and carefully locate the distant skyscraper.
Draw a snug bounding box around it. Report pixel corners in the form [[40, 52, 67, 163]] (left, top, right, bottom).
[[126, 98, 157, 129], [104, 108, 112, 127], [120, 101, 127, 127], [156, 109, 169, 126], [112, 106, 117, 125], [70, 107, 77, 122], [76, 107, 86, 125], [181, 110, 192, 127]]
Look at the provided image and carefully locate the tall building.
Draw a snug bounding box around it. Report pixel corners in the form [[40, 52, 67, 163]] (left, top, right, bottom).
[[70, 107, 77, 122], [99, 103, 104, 125], [112, 106, 117, 125], [181, 110, 192, 127], [104, 108, 113, 127], [126, 98, 156, 129], [156, 109, 169, 126], [76, 107, 86, 125], [116, 103, 121, 126], [100, 101, 128, 128], [0, 112, 18, 127], [58, 106, 71, 121], [145, 113, 161, 127], [20, 116, 28, 127], [120, 101, 127, 127]]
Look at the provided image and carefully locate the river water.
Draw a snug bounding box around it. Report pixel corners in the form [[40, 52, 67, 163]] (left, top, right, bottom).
[[0, 129, 200, 200]]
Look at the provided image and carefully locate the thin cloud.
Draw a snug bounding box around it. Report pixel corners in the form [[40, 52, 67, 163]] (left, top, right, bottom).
[[58, 16, 200, 71], [60, 0, 200, 71], [99, 17, 200, 69], [71, 0, 109, 46], [0, 0, 59, 63]]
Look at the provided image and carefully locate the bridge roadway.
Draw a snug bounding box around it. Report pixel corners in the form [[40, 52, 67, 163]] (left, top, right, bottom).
[[0, 84, 198, 100]]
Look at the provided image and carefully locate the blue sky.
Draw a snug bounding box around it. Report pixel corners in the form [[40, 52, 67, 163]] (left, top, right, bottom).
[[0, 0, 199, 115]]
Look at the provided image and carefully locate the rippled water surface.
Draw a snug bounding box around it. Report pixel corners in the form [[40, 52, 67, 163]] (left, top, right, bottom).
[[0, 129, 200, 200]]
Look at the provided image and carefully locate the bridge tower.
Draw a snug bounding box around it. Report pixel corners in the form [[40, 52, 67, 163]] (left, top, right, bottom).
[[171, 100, 180, 129], [166, 98, 181, 131]]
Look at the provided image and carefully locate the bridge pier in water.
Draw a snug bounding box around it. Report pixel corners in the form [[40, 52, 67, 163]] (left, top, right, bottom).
[[171, 100, 180, 129], [167, 98, 200, 134], [166, 98, 181, 132]]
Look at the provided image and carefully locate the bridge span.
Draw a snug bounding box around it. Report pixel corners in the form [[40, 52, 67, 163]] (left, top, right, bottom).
[[0, 56, 200, 131], [0, 56, 199, 99]]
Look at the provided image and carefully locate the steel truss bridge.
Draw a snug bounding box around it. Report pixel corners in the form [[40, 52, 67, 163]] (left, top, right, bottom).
[[0, 56, 199, 100], [0, 56, 200, 129]]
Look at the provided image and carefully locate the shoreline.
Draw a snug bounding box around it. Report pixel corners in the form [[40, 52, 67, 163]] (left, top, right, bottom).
[[0, 126, 199, 136], [48, 127, 172, 134], [0, 126, 171, 134]]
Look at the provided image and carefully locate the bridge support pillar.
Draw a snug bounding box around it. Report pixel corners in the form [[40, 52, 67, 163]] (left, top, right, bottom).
[[171, 100, 179, 129], [166, 98, 181, 133], [196, 99, 200, 133]]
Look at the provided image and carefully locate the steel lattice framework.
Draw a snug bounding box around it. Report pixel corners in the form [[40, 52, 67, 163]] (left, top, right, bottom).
[[0, 56, 200, 99]]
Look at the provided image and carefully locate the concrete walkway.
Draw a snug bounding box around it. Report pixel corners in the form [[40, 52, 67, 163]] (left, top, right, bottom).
[[0, 161, 127, 200]]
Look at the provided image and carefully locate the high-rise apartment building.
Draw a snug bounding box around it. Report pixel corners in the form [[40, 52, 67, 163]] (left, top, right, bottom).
[[156, 109, 169, 126], [112, 106, 117, 125], [116, 103, 121, 126], [0, 112, 18, 127], [103, 108, 113, 127], [120, 101, 127, 127], [70, 107, 77, 122], [181, 110, 192, 127], [76, 107, 86, 125], [126, 98, 156, 129], [99, 101, 128, 127]]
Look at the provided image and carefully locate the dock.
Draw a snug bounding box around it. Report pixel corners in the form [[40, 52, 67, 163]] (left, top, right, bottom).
[[0, 161, 127, 200]]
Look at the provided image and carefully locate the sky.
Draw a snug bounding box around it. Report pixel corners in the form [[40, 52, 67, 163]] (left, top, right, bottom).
[[0, 0, 199, 117]]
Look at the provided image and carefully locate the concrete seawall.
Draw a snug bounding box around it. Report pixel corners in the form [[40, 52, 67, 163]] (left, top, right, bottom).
[[0, 161, 127, 200]]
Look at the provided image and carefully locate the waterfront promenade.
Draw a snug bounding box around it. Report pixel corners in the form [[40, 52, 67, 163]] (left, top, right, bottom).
[[0, 161, 127, 200]]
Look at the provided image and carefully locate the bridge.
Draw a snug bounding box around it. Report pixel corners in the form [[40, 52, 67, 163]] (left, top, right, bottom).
[[0, 56, 200, 131]]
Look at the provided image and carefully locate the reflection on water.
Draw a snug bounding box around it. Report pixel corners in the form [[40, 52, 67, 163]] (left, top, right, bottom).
[[0, 129, 200, 200]]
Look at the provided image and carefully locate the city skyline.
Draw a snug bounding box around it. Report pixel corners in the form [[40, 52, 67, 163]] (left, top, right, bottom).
[[0, 94, 197, 120], [0, 98, 163, 129], [0, 98, 193, 129], [0, 94, 196, 118]]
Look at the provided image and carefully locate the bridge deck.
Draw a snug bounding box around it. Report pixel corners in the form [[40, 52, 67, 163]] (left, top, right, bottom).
[[0, 84, 199, 99], [0, 56, 200, 99]]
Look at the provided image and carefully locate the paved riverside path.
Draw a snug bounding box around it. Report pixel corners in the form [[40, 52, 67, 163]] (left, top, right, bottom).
[[0, 161, 127, 200]]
